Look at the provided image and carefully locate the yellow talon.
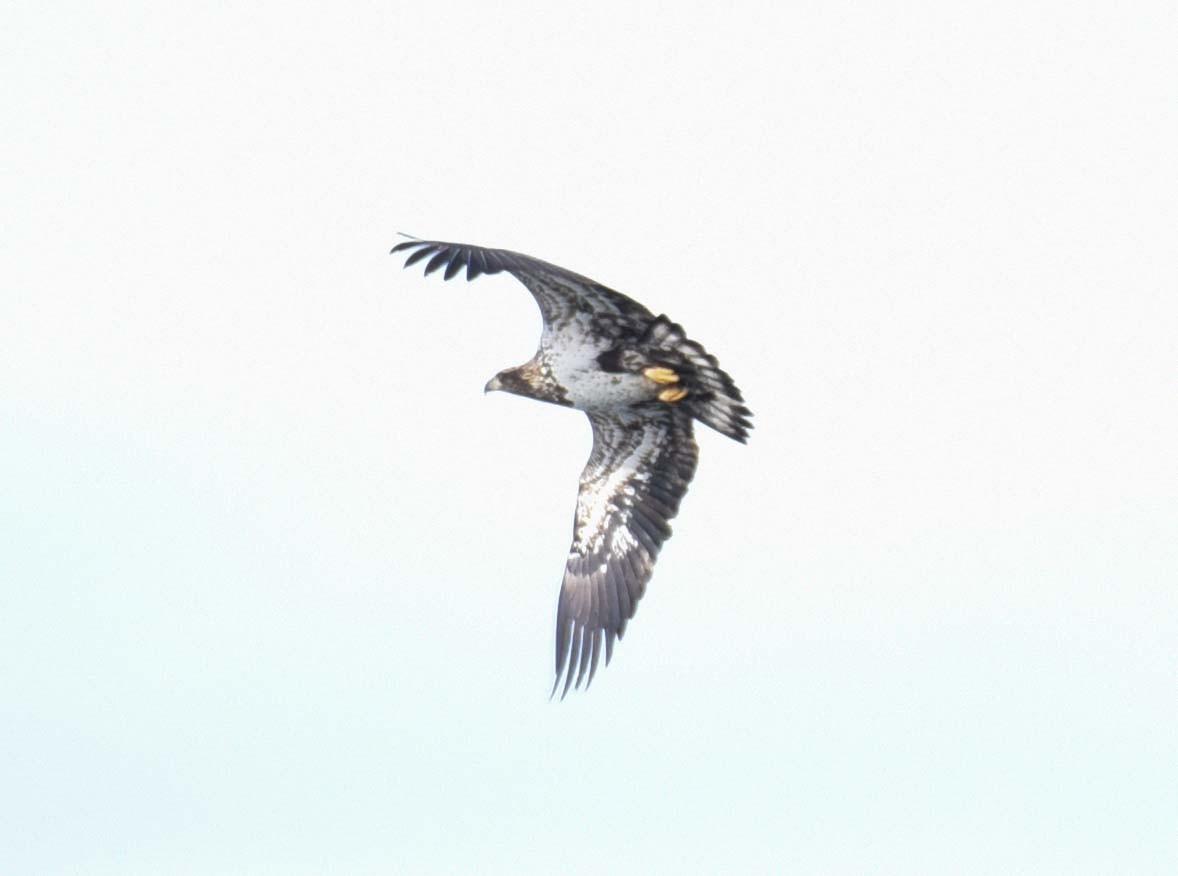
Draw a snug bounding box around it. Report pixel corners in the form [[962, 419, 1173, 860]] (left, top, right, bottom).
[[658, 386, 689, 403], [644, 366, 680, 385]]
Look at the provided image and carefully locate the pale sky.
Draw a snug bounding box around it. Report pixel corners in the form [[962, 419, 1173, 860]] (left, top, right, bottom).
[[3, 2, 1176, 874]]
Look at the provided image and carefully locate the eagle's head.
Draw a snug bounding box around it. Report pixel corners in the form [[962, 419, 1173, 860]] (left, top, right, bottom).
[[484, 367, 528, 396], [485, 362, 572, 407]]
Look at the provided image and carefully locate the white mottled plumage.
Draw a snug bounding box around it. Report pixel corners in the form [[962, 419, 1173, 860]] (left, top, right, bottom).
[[392, 236, 751, 696]]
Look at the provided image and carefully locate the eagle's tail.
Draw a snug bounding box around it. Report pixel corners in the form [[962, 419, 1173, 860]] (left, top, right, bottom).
[[642, 315, 753, 443]]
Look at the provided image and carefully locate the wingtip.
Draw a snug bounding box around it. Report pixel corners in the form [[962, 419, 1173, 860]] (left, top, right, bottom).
[[389, 232, 422, 255]]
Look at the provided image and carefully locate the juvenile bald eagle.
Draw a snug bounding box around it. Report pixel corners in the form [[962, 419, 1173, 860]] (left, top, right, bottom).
[[392, 236, 752, 697]]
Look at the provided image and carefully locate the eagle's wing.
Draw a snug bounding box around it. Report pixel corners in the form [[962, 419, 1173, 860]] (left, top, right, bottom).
[[391, 237, 653, 337], [554, 406, 699, 698]]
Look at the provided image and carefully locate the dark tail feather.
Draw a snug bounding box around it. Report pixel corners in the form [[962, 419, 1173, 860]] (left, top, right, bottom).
[[643, 315, 753, 443]]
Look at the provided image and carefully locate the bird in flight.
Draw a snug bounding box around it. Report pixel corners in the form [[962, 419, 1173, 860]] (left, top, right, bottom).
[[391, 236, 752, 697]]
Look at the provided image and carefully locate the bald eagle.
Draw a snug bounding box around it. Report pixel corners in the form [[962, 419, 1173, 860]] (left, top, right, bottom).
[[392, 237, 752, 697]]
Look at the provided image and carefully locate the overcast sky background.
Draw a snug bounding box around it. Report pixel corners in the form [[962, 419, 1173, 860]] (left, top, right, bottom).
[[3, 2, 1176, 874]]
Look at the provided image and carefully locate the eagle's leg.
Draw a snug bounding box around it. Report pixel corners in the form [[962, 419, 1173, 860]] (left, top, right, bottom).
[[643, 366, 680, 385], [658, 386, 689, 403]]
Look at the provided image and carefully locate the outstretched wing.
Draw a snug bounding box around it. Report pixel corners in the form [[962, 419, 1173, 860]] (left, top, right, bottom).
[[554, 406, 699, 698], [391, 236, 652, 337]]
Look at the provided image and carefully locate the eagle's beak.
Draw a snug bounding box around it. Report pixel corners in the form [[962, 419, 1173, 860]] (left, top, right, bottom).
[[484, 375, 502, 394]]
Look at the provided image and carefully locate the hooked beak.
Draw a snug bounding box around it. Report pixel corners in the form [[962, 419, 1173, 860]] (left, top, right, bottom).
[[484, 375, 502, 394]]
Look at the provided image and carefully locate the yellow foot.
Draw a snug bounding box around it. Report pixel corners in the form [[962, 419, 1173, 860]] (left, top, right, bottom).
[[658, 386, 689, 403], [643, 366, 680, 385]]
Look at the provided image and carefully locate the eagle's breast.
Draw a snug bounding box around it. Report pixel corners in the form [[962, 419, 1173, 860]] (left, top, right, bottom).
[[543, 338, 655, 411], [562, 365, 658, 411]]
